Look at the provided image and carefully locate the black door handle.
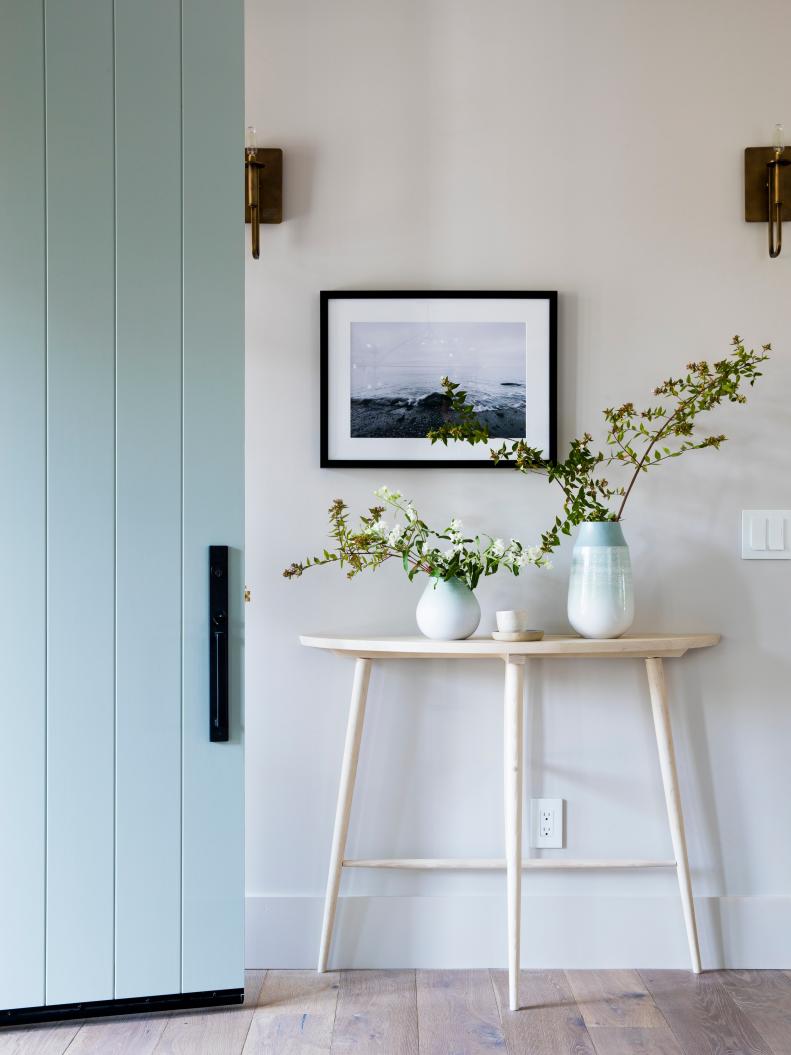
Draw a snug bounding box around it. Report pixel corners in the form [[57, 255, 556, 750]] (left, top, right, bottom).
[[209, 546, 229, 742]]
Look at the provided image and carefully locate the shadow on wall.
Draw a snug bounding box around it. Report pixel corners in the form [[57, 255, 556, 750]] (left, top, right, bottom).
[[274, 140, 315, 228], [666, 533, 791, 966]]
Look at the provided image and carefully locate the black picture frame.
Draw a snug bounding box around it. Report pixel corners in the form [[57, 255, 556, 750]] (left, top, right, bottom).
[[320, 290, 557, 469]]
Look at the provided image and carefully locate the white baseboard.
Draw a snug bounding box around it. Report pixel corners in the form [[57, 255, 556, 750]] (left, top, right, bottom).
[[246, 894, 791, 970]]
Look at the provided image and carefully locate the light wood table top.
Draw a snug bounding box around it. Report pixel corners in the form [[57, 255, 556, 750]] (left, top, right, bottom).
[[300, 632, 721, 660]]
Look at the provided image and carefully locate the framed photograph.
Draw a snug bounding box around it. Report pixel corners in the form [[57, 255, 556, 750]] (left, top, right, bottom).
[[320, 290, 557, 468]]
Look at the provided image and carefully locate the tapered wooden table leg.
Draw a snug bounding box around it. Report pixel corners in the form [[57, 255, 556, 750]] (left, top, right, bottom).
[[317, 657, 372, 973], [645, 657, 702, 973], [503, 655, 526, 1011]]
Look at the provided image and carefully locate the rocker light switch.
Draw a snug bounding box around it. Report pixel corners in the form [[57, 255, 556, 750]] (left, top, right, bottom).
[[742, 510, 791, 559]]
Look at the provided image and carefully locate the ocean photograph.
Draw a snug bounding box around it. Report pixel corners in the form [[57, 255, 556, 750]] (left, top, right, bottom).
[[349, 320, 527, 438]]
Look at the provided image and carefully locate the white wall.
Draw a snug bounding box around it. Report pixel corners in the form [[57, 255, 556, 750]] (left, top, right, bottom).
[[244, 0, 791, 968]]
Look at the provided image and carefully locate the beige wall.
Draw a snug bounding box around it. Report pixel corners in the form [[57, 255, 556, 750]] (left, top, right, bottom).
[[244, 0, 791, 967]]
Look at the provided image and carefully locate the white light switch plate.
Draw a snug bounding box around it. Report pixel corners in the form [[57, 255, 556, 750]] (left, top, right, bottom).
[[741, 510, 791, 559], [530, 798, 565, 849]]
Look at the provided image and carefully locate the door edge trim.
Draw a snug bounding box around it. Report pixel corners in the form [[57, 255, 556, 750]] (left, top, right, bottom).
[[0, 987, 244, 1027]]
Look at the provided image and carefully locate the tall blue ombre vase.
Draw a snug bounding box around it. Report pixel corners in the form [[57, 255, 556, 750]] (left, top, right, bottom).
[[567, 521, 634, 639]]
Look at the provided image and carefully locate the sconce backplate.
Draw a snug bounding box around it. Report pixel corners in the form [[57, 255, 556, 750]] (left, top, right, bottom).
[[244, 147, 283, 224], [745, 147, 791, 221]]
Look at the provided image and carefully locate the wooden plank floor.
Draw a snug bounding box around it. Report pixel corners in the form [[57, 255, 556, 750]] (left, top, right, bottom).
[[1, 970, 790, 1054]]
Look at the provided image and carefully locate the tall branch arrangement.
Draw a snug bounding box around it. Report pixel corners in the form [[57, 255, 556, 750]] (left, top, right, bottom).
[[284, 487, 550, 590], [429, 337, 770, 554]]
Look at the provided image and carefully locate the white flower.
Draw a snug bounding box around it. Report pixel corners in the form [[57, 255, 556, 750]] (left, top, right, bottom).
[[514, 545, 551, 569], [387, 524, 403, 547], [405, 503, 417, 522], [491, 538, 506, 557], [371, 519, 389, 537], [374, 485, 401, 502]]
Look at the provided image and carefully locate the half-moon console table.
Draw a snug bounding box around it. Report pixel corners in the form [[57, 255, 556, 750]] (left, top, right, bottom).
[[300, 633, 720, 1012]]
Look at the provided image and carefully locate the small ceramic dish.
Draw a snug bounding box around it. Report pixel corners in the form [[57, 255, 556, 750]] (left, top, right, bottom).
[[491, 629, 544, 642]]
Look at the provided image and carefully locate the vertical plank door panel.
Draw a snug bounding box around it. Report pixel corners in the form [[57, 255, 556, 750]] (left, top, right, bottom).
[[44, 0, 116, 1005], [0, 0, 47, 1012], [181, 0, 245, 993], [113, 0, 184, 999]]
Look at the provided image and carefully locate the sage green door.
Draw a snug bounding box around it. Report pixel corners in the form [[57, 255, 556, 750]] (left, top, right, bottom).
[[0, 0, 244, 1010]]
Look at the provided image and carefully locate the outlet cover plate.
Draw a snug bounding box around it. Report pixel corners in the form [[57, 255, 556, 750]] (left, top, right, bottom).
[[530, 798, 565, 849], [741, 510, 791, 559]]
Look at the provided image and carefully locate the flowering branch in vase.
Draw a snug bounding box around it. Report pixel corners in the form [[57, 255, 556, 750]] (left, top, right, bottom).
[[283, 487, 550, 591], [428, 336, 770, 553]]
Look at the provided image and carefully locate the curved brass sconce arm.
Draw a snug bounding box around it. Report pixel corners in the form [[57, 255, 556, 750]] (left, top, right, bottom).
[[245, 144, 261, 260], [244, 125, 283, 261], [745, 124, 788, 259], [767, 154, 786, 258]]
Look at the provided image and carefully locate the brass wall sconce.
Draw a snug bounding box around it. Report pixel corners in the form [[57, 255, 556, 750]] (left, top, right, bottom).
[[244, 125, 283, 259], [745, 124, 789, 258]]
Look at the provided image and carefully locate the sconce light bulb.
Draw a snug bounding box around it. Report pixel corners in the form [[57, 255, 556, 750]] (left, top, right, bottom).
[[773, 122, 784, 155], [246, 125, 257, 153]]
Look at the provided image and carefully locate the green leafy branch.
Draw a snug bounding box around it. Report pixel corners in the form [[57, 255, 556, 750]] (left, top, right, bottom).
[[284, 488, 550, 591], [429, 336, 770, 552]]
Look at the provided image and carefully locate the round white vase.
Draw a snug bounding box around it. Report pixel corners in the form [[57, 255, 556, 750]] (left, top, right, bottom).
[[567, 521, 634, 639], [416, 577, 481, 640]]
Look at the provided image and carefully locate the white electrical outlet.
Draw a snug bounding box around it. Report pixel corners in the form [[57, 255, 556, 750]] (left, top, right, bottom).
[[530, 798, 564, 849]]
